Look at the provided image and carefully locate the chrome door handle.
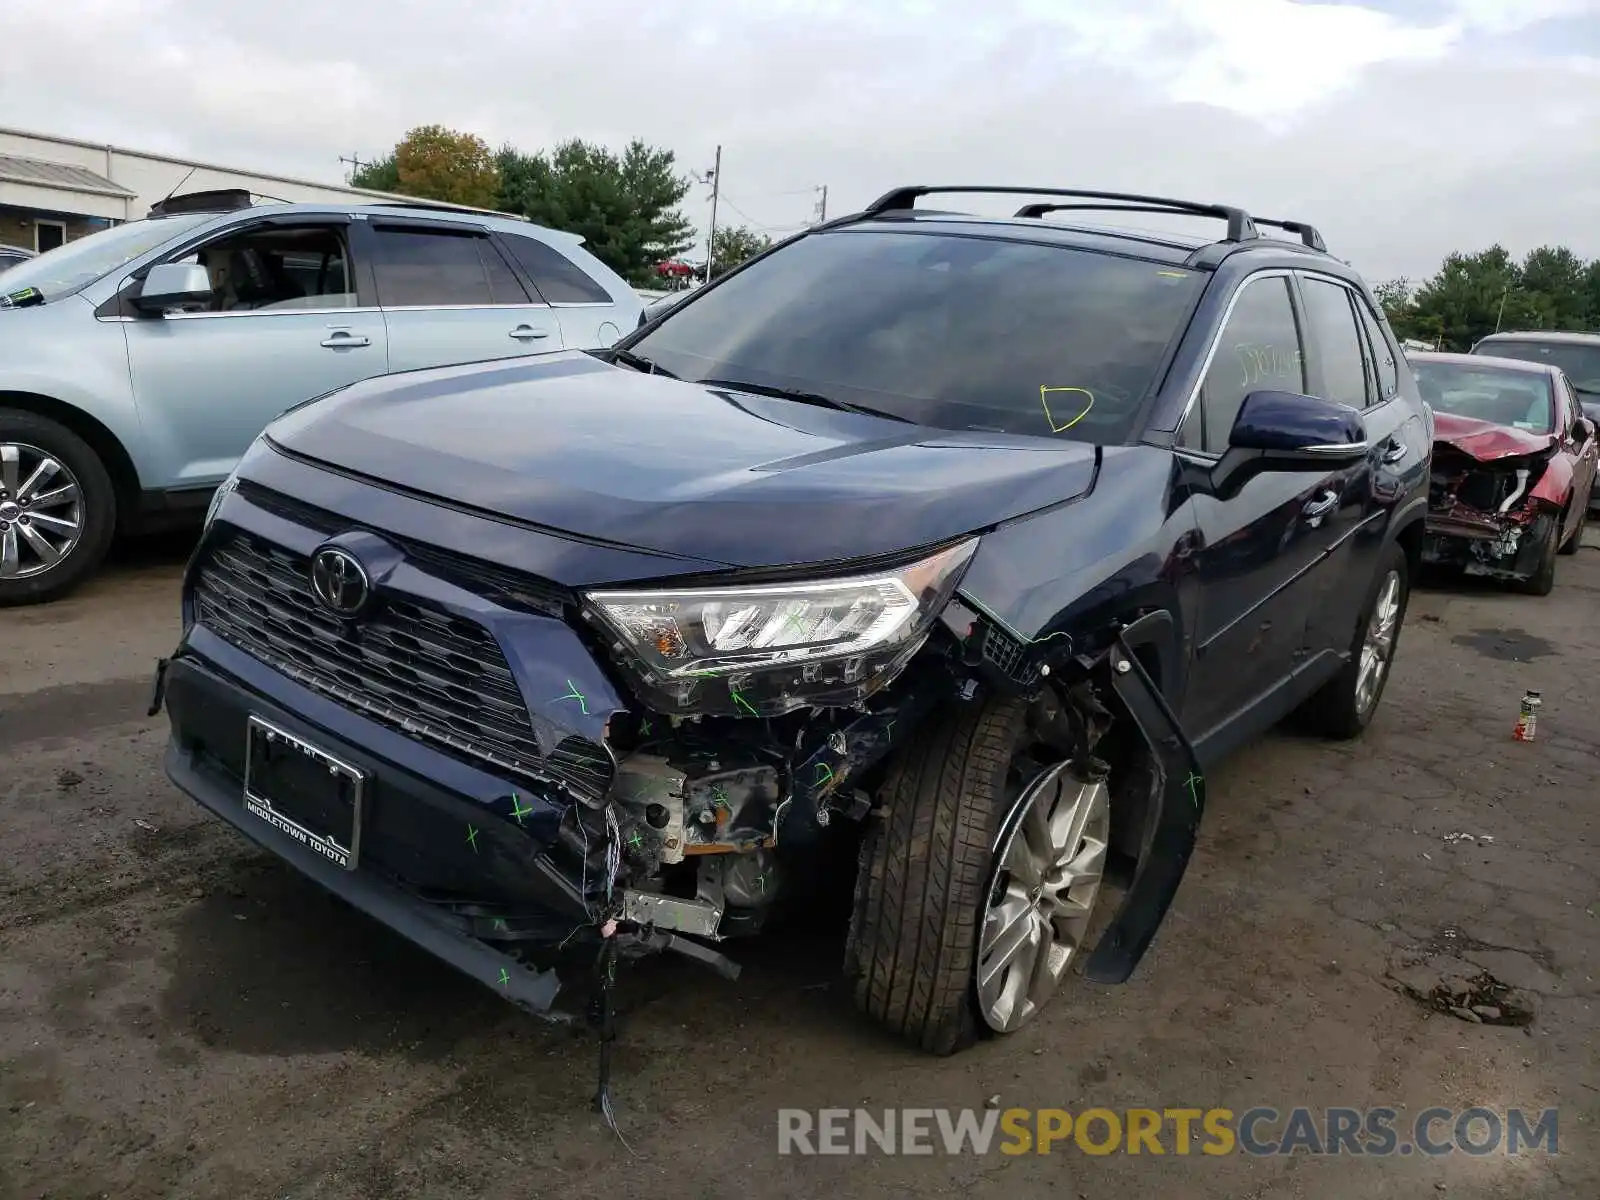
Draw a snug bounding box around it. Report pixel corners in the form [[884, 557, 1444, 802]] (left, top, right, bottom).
[[509, 325, 550, 340], [1381, 438, 1407, 464], [1303, 489, 1340, 522], [320, 331, 370, 348]]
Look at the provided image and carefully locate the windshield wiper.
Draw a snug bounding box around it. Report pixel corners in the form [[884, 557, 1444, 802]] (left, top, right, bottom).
[[696, 377, 911, 422], [606, 348, 679, 379]]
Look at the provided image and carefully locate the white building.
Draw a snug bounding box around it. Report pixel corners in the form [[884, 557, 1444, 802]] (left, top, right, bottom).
[[0, 125, 499, 253]]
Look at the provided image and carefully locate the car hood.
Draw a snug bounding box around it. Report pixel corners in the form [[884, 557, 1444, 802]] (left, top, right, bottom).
[[1431, 411, 1556, 462], [265, 351, 1099, 569]]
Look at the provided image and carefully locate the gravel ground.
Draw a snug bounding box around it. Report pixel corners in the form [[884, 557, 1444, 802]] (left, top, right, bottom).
[[1, 532, 1596, 1199]]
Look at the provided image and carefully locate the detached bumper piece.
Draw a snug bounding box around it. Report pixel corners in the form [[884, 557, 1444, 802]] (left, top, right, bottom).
[[1082, 633, 1205, 985]]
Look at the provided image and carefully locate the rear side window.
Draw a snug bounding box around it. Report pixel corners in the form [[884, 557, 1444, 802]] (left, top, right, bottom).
[[1354, 297, 1399, 403], [1186, 276, 1304, 454], [502, 235, 613, 304], [371, 228, 517, 307], [1300, 277, 1369, 409]]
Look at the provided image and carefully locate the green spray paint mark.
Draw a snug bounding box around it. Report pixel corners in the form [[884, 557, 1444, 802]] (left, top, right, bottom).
[[639, 717, 653, 737], [466, 824, 480, 853], [814, 762, 834, 786], [509, 793, 534, 825], [731, 686, 759, 717], [1183, 772, 1205, 808], [555, 679, 590, 715], [711, 784, 730, 806], [492, 917, 509, 931], [628, 830, 645, 851], [498, 967, 511, 988]]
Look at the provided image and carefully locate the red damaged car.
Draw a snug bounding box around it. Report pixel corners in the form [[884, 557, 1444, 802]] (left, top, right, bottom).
[[1413, 350, 1597, 594]]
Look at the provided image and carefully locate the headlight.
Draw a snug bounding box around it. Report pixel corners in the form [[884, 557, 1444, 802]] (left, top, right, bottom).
[[583, 538, 978, 716]]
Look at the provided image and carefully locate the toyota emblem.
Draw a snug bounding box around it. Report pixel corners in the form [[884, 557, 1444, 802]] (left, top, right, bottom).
[[310, 546, 371, 616]]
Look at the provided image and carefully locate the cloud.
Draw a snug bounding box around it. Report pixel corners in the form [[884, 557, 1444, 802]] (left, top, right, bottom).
[[1, 0, 1596, 281]]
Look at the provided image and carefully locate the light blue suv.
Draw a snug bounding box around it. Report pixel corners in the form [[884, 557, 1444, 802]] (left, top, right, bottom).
[[0, 189, 641, 605]]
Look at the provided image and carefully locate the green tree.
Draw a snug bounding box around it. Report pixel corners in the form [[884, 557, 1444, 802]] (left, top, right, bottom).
[[1407, 246, 1543, 351], [1520, 245, 1590, 330], [709, 225, 773, 278], [497, 139, 694, 285], [1372, 278, 1416, 338], [349, 154, 399, 193]]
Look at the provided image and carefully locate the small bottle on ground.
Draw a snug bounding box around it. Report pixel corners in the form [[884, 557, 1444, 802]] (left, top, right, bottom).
[[1513, 690, 1541, 741]]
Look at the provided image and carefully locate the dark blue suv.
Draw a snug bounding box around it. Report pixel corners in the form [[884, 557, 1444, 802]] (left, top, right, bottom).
[[156, 186, 1430, 1063]]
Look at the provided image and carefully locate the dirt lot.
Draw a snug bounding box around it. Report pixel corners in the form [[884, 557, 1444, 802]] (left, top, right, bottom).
[[2, 533, 1596, 1199]]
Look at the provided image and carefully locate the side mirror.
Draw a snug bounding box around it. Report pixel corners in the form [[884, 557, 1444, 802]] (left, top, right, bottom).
[[1227, 390, 1368, 466], [1573, 417, 1594, 446], [131, 262, 213, 315]]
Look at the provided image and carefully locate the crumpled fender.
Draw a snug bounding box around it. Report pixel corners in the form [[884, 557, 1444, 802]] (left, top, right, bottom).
[[1529, 453, 1573, 508]]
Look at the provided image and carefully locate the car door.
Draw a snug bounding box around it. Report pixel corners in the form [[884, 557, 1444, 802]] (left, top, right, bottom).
[[497, 230, 630, 348], [122, 214, 388, 489], [1295, 274, 1415, 656], [1176, 272, 1351, 744], [358, 220, 564, 372]]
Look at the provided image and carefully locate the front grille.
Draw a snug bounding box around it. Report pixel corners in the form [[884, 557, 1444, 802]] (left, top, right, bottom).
[[194, 531, 612, 798], [237, 480, 571, 618]]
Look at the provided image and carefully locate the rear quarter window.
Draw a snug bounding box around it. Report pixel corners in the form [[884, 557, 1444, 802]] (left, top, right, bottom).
[[503, 235, 614, 304]]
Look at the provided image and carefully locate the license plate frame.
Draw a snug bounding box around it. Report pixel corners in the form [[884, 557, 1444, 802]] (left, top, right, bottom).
[[242, 716, 366, 871]]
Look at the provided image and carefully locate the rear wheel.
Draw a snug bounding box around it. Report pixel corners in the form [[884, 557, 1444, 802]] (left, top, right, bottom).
[[846, 696, 1111, 1053], [0, 409, 116, 607], [1293, 541, 1409, 739]]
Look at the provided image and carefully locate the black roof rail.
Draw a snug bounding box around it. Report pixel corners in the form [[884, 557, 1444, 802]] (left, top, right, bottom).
[[148, 188, 255, 218], [1254, 216, 1326, 252], [863, 186, 1259, 244]]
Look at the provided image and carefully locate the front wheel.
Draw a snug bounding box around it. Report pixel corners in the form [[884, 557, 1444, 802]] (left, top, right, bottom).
[[1517, 513, 1560, 595], [0, 409, 117, 607], [1293, 541, 1410, 739], [846, 697, 1111, 1053]]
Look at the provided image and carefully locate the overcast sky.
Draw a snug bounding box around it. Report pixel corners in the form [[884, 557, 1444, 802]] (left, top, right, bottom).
[[4, 0, 1597, 282]]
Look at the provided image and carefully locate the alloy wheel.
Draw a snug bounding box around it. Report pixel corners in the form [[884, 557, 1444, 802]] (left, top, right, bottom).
[[0, 442, 84, 580], [1355, 569, 1401, 715], [976, 759, 1110, 1033]]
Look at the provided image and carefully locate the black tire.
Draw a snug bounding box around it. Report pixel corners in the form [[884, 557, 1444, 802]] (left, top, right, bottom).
[[1558, 501, 1584, 556], [1517, 514, 1559, 595], [0, 408, 117, 607], [845, 696, 1031, 1055], [1293, 540, 1410, 740]]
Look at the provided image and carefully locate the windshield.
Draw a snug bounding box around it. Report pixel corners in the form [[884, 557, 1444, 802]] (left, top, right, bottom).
[[1474, 339, 1600, 396], [0, 214, 213, 302], [626, 227, 1205, 441], [1414, 360, 1555, 433]]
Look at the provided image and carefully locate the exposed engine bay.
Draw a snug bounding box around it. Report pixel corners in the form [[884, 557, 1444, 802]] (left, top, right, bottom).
[[1424, 444, 1562, 579]]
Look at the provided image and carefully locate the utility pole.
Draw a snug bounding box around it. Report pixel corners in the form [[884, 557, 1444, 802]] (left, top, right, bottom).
[[700, 145, 722, 282], [339, 153, 368, 183], [814, 184, 828, 224], [1495, 285, 1509, 334]]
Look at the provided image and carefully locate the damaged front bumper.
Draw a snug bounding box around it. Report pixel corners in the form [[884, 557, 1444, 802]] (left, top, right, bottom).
[[1424, 450, 1559, 580]]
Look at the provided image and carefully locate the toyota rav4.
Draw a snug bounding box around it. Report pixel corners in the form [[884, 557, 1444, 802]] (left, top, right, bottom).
[[156, 186, 1431, 1066]]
